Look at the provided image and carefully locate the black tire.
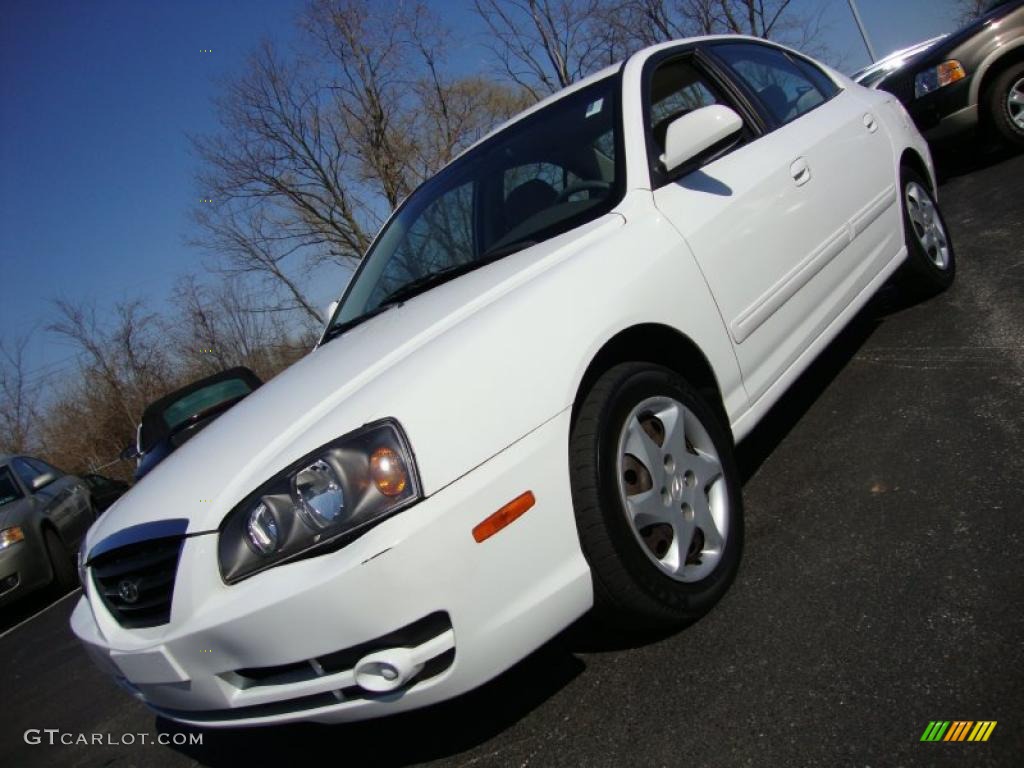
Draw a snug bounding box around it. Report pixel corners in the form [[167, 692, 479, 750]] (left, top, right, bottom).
[[569, 362, 743, 629], [43, 529, 78, 592], [897, 166, 956, 296], [986, 60, 1024, 148]]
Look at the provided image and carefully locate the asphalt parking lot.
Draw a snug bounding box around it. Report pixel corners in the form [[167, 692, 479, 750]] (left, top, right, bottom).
[[2, 147, 1021, 768]]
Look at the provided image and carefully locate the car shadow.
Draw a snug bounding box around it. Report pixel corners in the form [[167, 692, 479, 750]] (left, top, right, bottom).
[[734, 279, 929, 485], [932, 133, 1020, 184], [157, 635, 586, 767]]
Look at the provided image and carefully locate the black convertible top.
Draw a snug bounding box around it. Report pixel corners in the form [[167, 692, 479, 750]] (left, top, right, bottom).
[[139, 366, 262, 452]]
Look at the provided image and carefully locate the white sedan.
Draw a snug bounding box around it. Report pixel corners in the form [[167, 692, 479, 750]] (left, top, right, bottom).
[[72, 35, 954, 726]]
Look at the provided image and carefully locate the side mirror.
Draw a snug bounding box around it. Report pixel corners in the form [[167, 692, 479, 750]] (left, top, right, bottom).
[[661, 104, 744, 173], [31, 472, 57, 491], [119, 444, 140, 462], [323, 300, 339, 323]]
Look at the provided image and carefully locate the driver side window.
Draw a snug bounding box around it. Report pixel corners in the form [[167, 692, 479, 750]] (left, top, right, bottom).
[[11, 458, 42, 491], [711, 43, 832, 126]]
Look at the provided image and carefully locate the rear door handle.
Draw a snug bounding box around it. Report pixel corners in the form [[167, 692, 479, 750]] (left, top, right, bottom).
[[864, 112, 878, 133], [790, 157, 811, 186]]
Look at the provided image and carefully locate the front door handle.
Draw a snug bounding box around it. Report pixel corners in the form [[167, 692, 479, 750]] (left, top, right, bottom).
[[790, 157, 811, 186], [864, 112, 878, 133]]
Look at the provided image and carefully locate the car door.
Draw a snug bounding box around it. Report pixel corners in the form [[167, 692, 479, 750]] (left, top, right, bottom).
[[30, 458, 91, 542], [649, 44, 894, 404], [12, 458, 77, 544]]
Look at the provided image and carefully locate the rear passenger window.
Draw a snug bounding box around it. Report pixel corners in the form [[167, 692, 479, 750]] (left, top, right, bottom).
[[712, 43, 835, 125]]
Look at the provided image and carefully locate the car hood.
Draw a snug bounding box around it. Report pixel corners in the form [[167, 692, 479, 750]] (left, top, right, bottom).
[[85, 214, 624, 553]]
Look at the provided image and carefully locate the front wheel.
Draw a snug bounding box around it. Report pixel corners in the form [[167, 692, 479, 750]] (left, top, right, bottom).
[[898, 167, 956, 296], [44, 529, 78, 592], [569, 363, 743, 629], [986, 61, 1024, 148]]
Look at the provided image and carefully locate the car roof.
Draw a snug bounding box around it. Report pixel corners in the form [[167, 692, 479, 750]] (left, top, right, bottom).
[[461, 34, 804, 159]]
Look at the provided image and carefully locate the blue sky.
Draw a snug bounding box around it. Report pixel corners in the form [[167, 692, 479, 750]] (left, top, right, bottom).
[[1, 0, 964, 383]]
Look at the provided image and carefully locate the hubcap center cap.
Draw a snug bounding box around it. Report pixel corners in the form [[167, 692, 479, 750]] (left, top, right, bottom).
[[670, 474, 685, 500]]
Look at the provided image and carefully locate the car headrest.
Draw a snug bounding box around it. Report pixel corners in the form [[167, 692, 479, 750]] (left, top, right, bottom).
[[505, 179, 559, 229]]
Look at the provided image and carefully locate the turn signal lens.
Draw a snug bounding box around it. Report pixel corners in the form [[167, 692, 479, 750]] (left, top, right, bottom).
[[370, 447, 408, 497], [915, 60, 966, 98], [0, 526, 25, 550], [473, 492, 536, 543], [937, 60, 966, 86]]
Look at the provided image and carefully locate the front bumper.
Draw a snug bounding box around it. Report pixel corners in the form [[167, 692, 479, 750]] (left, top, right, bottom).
[[71, 409, 592, 726], [0, 533, 53, 609]]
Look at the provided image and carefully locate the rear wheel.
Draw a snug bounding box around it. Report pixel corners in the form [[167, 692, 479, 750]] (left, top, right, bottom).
[[987, 61, 1024, 148], [569, 363, 743, 629], [43, 529, 78, 592], [898, 167, 955, 296]]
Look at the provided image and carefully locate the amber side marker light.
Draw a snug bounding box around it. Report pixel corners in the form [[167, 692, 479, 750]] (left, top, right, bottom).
[[472, 491, 536, 543]]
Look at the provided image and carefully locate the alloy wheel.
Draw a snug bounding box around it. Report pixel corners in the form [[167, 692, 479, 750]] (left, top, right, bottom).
[[905, 182, 951, 270], [616, 396, 729, 583], [1008, 76, 1024, 132]]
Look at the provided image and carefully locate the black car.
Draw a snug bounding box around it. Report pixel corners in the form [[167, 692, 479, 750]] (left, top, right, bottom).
[[873, 0, 1024, 145], [123, 367, 263, 481], [81, 474, 130, 512]]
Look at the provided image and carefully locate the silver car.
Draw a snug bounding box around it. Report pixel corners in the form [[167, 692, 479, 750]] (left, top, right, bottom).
[[0, 454, 94, 607]]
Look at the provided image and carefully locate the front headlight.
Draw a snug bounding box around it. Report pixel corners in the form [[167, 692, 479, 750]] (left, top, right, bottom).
[[915, 60, 966, 99], [218, 419, 421, 583], [0, 527, 25, 551]]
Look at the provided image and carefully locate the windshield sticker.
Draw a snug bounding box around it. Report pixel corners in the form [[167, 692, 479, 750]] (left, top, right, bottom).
[[585, 98, 604, 118]]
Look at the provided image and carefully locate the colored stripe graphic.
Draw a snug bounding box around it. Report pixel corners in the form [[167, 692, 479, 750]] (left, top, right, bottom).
[[921, 721, 950, 741], [945, 721, 972, 741], [920, 720, 996, 742]]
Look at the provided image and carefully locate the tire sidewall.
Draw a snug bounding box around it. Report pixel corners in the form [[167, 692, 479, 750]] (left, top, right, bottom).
[[989, 62, 1024, 144], [44, 529, 77, 590], [591, 366, 743, 620], [901, 167, 956, 290]]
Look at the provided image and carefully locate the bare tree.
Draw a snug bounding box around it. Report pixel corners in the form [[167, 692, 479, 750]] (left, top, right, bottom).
[[0, 333, 41, 454], [474, 0, 616, 98], [192, 0, 529, 330], [171, 275, 312, 380], [955, 0, 993, 24], [479, 0, 830, 93], [48, 299, 172, 434]]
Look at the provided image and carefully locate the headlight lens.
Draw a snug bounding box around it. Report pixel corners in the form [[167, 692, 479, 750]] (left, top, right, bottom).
[[293, 460, 345, 528], [245, 502, 281, 555], [218, 419, 421, 583], [0, 527, 25, 551], [915, 60, 966, 99]]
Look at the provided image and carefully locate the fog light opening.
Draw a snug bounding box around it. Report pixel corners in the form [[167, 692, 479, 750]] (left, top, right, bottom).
[[352, 648, 423, 693]]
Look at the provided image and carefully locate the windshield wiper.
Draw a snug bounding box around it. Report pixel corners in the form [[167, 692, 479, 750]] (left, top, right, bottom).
[[377, 261, 483, 307], [480, 238, 537, 260], [379, 240, 539, 307], [320, 301, 400, 345], [321, 241, 538, 347]]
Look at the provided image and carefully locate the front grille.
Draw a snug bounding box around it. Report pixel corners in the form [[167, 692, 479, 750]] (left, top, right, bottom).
[[90, 536, 184, 628]]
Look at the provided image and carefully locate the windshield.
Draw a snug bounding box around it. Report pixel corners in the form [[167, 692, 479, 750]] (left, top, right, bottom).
[[855, 67, 891, 87], [328, 74, 624, 334], [0, 466, 23, 507], [161, 378, 253, 432]]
